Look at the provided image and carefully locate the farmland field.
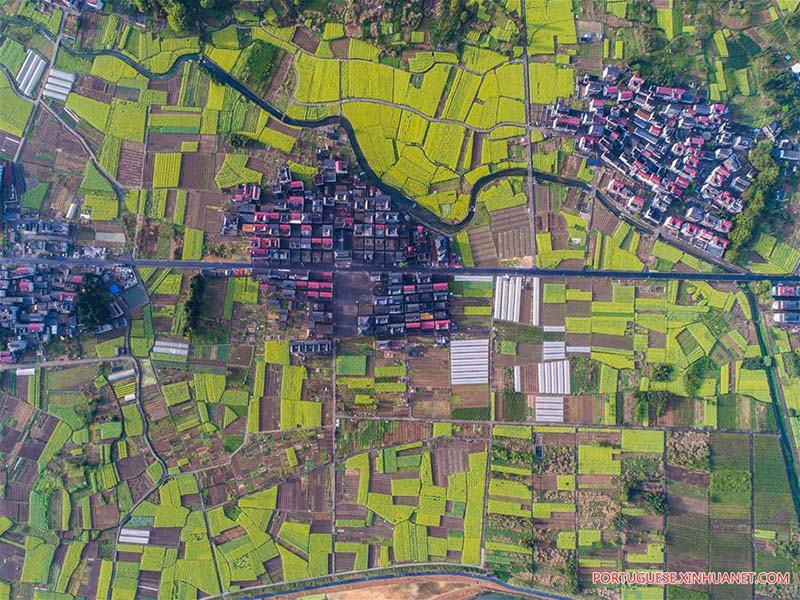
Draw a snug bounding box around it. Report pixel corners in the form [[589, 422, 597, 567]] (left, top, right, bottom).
[[152, 152, 182, 188], [0, 75, 33, 137], [7, 4, 800, 600], [50, 17, 550, 224], [5, 272, 800, 600]]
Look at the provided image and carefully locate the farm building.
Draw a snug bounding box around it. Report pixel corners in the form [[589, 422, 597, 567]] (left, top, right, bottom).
[[534, 396, 565, 422], [542, 341, 566, 361], [42, 68, 75, 102], [450, 338, 489, 385], [537, 360, 571, 395], [15, 50, 47, 97], [107, 369, 136, 401], [532, 277, 540, 326], [290, 339, 331, 356], [151, 340, 189, 358], [118, 528, 150, 545], [493, 276, 523, 322], [513, 365, 523, 392], [771, 284, 800, 325]]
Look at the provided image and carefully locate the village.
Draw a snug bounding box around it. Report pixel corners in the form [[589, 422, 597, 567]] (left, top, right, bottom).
[[0, 262, 143, 362], [560, 66, 800, 259], [225, 156, 451, 269], [4, 0, 800, 597]]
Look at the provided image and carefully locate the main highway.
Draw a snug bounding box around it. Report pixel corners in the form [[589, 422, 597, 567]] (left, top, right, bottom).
[[2, 254, 797, 282]]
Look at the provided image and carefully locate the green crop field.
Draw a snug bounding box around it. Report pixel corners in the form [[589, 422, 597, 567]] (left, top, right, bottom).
[[21, 182, 49, 212], [337, 355, 367, 376], [0, 38, 26, 74], [0, 77, 33, 137], [152, 152, 182, 188], [149, 111, 202, 133], [65, 93, 110, 132], [98, 136, 121, 178], [108, 99, 147, 142], [181, 228, 204, 260], [8, 5, 800, 599], [90, 55, 147, 85], [162, 381, 191, 406], [215, 154, 263, 188]]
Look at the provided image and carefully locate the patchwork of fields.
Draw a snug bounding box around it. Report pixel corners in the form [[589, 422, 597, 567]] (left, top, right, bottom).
[[5, 0, 800, 276], [7, 355, 795, 600], [1, 2, 591, 230], [1, 268, 800, 599], [3, 2, 800, 599]]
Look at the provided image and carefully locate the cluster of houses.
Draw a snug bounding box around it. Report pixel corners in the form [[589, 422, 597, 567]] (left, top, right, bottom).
[[2, 160, 80, 256], [11, 219, 73, 256], [0, 265, 80, 362], [0, 161, 25, 223], [358, 273, 451, 339], [563, 67, 762, 258], [0, 262, 142, 362], [774, 138, 800, 170], [43, 0, 103, 14], [258, 270, 334, 341], [225, 156, 447, 268], [771, 285, 800, 324]]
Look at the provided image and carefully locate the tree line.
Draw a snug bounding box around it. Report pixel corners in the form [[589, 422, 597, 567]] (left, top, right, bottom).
[[131, 0, 226, 31], [728, 140, 782, 263]]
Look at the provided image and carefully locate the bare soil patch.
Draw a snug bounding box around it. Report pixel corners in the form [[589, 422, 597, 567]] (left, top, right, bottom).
[[180, 154, 219, 190], [117, 141, 144, 187], [292, 27, 320, 53]]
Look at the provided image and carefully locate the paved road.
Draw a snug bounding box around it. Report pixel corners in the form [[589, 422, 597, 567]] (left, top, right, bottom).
[[211, 569, 567, 600], [0, 18, 736, 268], [518, 0, 538, 262], [291, 95, 528, 134], [3, 253, 798, 282], [0, 356, 126, 371]]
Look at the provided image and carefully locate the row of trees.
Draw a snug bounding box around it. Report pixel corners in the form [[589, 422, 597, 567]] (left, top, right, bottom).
[[132, 0, 225, 31], [182, 274, 206, 334], [430, 0, 475, 46], [728, 140, 782, 262], [76, 275, 112, 329]]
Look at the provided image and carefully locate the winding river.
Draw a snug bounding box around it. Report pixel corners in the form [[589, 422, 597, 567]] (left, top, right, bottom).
[[54, 43, 600, 235]]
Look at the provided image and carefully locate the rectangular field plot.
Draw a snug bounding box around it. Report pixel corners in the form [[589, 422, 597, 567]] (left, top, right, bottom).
[[336, 338, 408, 418], [486, 425, 535, 586], [664, 431, 763, 599], [753, 436, 798, 598], [335, 433, 489, 570]]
